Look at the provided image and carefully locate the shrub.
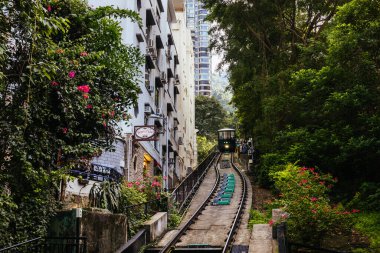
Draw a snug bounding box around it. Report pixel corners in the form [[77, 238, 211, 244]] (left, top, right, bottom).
[[353, 212, 380, 253], [270, 164, 355, 245], [248, 210, 270, 229]]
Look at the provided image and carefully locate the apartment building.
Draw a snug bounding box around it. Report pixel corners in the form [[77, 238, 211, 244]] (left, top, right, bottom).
[[64, 0, 197, 199], [186, 0, 212, 96], [172, 0, 198, 178]]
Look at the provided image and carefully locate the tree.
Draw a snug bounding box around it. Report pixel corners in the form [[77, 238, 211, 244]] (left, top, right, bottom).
[[204, 0, 380, 198], [0, 0, 142, 245], [195, 95, 230, 140]]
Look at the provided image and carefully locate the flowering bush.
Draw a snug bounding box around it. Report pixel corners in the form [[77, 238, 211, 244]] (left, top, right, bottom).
[[0, 0, 142, 245], [270, 164, 355, 245]]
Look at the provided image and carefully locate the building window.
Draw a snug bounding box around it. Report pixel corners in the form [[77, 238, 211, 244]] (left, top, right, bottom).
[[137, 0, 141, 10]]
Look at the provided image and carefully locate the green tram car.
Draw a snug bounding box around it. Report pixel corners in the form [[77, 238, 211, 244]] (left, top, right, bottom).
[[217, 128, 236, 153]]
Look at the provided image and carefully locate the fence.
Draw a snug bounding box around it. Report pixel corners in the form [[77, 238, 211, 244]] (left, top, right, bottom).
[[0, 237, 87, 253], [125, 197, 168, 240], [171, 146, 218, 212]]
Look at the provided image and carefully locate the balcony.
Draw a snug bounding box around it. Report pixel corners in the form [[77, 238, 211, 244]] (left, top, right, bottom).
[[70, 163, 123, 183]]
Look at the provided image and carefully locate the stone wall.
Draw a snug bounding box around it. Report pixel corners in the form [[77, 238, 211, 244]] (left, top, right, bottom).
[[126, 134, 154, 181], [48, 208, 128, 253]]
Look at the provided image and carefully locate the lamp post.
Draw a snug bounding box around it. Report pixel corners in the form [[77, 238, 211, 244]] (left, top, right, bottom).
[[148, 113, 169, 189]]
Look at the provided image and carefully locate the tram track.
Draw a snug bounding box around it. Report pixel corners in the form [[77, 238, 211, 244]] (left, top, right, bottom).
[[154, 152, 248, 253]]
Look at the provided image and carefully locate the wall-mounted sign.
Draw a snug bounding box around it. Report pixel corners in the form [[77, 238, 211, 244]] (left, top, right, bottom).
[[134, 125, 157, 141]]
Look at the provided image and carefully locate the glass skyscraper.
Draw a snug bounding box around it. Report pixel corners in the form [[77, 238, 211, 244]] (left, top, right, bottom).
[[186, 0, 211, 96]]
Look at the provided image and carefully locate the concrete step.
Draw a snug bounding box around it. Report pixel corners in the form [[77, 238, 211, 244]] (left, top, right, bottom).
[[249, 224, 274, 253]]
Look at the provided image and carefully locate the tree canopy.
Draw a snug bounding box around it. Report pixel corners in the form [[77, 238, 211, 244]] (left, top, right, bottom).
[[195, 95, 231, 140], [0, 0, 142, 245], [204, 0, 380, 197]]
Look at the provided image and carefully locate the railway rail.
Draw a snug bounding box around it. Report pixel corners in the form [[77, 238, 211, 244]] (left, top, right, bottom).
[[151, 152, 248, 253]]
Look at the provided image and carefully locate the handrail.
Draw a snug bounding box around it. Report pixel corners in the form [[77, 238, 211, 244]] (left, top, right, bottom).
[[0, 237, 42, 251], [0, 236, 87, 252], [171, 145, 217, 194], [170, 146, 218, 213]]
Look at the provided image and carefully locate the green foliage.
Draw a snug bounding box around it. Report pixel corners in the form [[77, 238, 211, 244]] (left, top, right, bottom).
[[168, 207, 182, 229], [248, 210, 269, 229], [119, 183, 147, 209], [195, 95, 230, 140], [353, 212, 380, 252], [271, 164, 355, 245], [196, 136, 216, 162], [204, 0, 380, 203], [0, 0, 142, 246], [89, 181, 121, 212]]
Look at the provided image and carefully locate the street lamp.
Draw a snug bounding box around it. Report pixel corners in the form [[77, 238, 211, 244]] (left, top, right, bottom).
[[148, 113, 169, 189]]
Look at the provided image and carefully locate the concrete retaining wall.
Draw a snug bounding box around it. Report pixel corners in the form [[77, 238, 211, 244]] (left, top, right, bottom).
[[144, 212, 167, 242], [48, 208, 128, 253]]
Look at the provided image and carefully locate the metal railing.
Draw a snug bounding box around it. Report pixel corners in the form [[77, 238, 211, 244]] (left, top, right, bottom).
[[170, 146, 218, 213], [0, 237, 87, 253], [124, 197, 168, 239]]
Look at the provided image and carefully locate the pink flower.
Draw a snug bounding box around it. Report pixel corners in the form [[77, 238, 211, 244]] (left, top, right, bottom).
[[163, 176, 168, 180], [135, 181, 140, 186], [319, 181, 325, 185], [351, 209, 360, 213], [83, 94, 89, 99], [68, 71, 76, 79], [47, 5, 52, 12], [311, 209, 317, 214], [127, 182, 133, 188], [310, 197, 318, 202], [268, 219, 274, 226], [86, 104, 92, 109], [80, 51, 88, 57], [51, 81, 59, 86], [77, 85, 90, 93], [109, 111, 115, 118], [299, 179, 308, 185], [281, 213, 289, 219], [62, 128, 68, 134]]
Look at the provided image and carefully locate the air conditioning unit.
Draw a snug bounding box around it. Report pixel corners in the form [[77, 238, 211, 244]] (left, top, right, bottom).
[[178, 137, 183, 145], [144, 104, 152, 114], [160, 71, 167, 83], [147, 38, 154, 48], [147, 39, 157, 59], [166, 48, 172, 60], [147, 85, 154, 93]]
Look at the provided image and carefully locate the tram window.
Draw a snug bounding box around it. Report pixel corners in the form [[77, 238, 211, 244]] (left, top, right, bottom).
[[219, 131, 232, 139]]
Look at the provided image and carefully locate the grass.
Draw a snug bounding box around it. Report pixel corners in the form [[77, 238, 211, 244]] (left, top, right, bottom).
[[353, 212, 380, 253]]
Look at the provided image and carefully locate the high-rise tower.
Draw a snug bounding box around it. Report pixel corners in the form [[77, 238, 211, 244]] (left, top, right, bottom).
[[186, 0, 211, 96]]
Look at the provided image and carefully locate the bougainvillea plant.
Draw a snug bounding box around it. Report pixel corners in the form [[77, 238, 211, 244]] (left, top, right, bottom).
[[0, 0, 142, 246], [270, 164, 357, 245]]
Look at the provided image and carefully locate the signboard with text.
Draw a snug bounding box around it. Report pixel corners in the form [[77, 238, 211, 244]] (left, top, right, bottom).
[[134, 125, 157, 141]]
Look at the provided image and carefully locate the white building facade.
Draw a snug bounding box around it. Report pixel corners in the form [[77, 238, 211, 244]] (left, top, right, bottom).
[[69, 0, 198, 192]]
